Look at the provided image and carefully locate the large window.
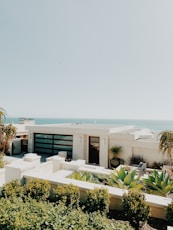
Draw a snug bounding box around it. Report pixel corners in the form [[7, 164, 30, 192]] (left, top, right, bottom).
[[34, 133, 73, 158]]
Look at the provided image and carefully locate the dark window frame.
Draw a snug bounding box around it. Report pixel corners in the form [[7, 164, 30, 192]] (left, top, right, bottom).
[[34, 133, 73, 158]]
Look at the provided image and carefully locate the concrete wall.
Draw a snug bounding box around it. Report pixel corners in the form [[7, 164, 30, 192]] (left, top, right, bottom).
[[109, 133, 165, 167], [73, 134, 85, 160]]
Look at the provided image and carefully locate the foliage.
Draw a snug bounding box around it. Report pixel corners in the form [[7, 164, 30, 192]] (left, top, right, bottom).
[[24, 178, 50, 201], [1, 179, 24, 199], [0, 197, 134, 230], [84, 187, 110, 215], [122, 190, 150, 229], [149, 161, 166, 169], [52, 183, 80, 208], [0, 123, 16, 155], [143, 169, 173, 196], [0, 107, 7, 124], [110, 145, 122, 156], [106, 167, 144, 190], [166, 201, 173, 222], [130, 155, 146, 165], [158, 131, 173, 166], [0, 107, 16, 156], [69, 171, 100, 183]]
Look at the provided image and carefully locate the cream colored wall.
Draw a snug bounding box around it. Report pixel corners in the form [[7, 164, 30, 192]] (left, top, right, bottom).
[[99, 136, 109, 168], [108, 134, 163, 166], [73, 134, 85, 160], [109, 134, 133, 165]]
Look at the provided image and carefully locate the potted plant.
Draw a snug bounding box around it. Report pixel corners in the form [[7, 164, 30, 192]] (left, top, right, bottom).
[[110, 145, 124, 168]]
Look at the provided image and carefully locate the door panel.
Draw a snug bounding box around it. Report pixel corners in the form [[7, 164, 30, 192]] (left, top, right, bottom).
[[89, 136, 99, 164]]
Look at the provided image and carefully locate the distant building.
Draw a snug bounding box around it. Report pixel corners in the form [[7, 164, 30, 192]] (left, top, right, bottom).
[[26, 123, 165, 168]]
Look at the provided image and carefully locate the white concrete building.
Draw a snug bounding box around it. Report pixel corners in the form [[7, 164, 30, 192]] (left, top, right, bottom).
[[26, 123, 166, 168]]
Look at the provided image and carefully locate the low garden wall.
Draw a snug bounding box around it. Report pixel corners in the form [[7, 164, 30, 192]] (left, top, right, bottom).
[[3, 153, 173, 220]]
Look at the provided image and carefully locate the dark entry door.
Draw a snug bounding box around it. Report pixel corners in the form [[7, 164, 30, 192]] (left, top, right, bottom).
[[89, 136, 99, 165]]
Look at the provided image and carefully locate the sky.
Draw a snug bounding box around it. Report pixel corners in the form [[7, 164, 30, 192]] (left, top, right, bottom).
[[1, 0, 173, 120]]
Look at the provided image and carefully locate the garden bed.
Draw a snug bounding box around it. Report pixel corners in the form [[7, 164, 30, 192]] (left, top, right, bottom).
[[109, 209, 172, 230]]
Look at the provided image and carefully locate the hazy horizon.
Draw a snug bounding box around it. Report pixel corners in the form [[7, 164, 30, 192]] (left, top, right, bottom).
[[1, 1, 173, 120]]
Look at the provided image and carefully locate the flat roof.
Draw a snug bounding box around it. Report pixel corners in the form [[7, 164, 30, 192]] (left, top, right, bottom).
[[26, 123, 137, 134]]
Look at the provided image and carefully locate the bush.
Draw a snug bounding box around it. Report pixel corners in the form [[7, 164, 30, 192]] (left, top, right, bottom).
[[130, 155, 146, 165], [166, 201, 173, 222], [1, 179, 24, 199], [122, 190, 150, 228], [52, 184, 80, 208], [24, 178, 50, 201], [0, 196, 134, 230], [84, 187, 110, 215]]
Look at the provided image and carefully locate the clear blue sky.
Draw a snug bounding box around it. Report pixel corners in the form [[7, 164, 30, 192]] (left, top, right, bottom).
[[1, 0, 173, 120]]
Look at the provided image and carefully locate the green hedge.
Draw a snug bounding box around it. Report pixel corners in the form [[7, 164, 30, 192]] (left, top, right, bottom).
[[122, 190, 150, 228], [84, 187, 110, 215], [0, 197, 134, 230], [51, 184, 80, 208]]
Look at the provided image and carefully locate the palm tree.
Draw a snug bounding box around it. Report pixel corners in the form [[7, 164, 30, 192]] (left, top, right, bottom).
[[0, 108, 16, 156], [0, 107, 7, 124], [2, 124, 16, 154], [158, 131, 173, 167]]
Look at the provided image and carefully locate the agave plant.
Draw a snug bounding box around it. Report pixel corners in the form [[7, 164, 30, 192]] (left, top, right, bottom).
[[69, 171, 100, 183], [143, 169, 173, 196], [106, 167, 144, 190]]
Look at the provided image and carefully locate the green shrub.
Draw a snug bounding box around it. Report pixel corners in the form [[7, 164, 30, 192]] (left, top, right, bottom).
[[52, 184, 80, 208], [122, 190, 150, 228], [1, 179, 24, 199], [84, 187, 110, 214], [0, 196, 134, 230], [166, 201, 173, 222], [24, 178, 50, 201]]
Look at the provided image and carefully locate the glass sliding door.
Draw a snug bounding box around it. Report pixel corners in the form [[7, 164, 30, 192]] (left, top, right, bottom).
[[34, 133, 73, 158], [89, 136, 99, 165]]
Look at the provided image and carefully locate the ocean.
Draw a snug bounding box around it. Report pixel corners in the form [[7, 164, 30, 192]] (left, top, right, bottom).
[[4, 117, 173, 132]]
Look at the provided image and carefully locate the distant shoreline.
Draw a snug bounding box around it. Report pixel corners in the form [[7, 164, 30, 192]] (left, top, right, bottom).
[[5, 117, 173, 132]]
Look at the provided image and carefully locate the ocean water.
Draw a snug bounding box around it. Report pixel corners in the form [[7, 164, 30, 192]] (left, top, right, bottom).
[[4, 117, 173, 132]]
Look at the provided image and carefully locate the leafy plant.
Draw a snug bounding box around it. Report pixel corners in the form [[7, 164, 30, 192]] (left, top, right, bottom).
[[52, 184, 80, 208], [111, 145, 122, 156], [130, 155, 146, 165], [143, 169, 173, 196], [158, 131, 173, 167], [1, 179, 24, 199], [0, 196, 134, 230], [166, 201, 173, 222], [69, 171, 100, 183], [0, 123, 16, 155], [24, 178, 50, 201], [122, 190, 150, 229], [84, 187, 110, 215], [106, 167, 144, 190]]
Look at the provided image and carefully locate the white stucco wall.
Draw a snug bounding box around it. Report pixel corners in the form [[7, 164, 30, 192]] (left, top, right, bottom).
[[26, 124, 163, 168], [99, 136, 108, 168], [73, 134, 85, 160]]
